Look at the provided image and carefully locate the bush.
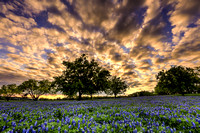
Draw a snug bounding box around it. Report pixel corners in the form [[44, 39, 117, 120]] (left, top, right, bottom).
[[128, 91, 155, 97]]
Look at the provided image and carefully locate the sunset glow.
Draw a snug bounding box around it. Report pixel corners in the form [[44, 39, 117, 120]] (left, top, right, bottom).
[[0, 0, 199, 95]]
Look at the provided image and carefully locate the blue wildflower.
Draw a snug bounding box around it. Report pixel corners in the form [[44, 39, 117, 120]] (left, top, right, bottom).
[[58, 126, 61, 131], [115, 124, 117, 129], [69, 125, 72, 129], [3, 117, 7, 121], [34, 121, 37, 127], [51, 126, 54, 130], [46, 126, 48, 132], [72, 119, 76, 125], [82, 119, 85, 124], [22, 129, 26, 133], [170, 128, 173, 133], [192, 122, 196, 128], [133, 128, 137, 133]]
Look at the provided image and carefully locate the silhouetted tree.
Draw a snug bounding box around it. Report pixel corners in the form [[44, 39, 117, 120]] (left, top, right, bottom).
[[86, 59, 111, 99], [105, 76, 128, 98], [194, 66, 200, 93], [128, 91, 154, 97], [18, 79, 52, 101], [53, 54, 110, 100], [155, 66, 199, 95], [0, 84, 18, 101]]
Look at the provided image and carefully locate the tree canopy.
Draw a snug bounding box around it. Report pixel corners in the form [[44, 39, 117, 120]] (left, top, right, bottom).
[[0, 84, 18, 101], [18, 79, 52, 101], [105, 76, 128, 98], [155, 65, 199, 95], [53, 54, 111, 100]]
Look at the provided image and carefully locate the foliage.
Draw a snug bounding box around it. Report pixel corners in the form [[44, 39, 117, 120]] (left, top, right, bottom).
[[0, 84, 18, 101], [0, 96, 200, 133], [105, 76, 128, 98], [18, 79, 52, 101], [155, 66, 199, 95], [128, 91, 155, 97], [53, 54, 110, 100]]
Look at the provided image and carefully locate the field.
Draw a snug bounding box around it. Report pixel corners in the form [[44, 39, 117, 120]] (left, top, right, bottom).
[[0, 96, 200, 133]]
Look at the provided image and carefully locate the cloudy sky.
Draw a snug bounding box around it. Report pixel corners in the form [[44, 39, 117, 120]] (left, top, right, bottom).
[[0, 0, 200, 95]]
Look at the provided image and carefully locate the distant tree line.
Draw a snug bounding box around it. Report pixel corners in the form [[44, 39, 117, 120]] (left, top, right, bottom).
[[128, 91, 155, 97], [155, 66, 200, 95], [1, 54, 199, 101], [0, 54, 128, 101]]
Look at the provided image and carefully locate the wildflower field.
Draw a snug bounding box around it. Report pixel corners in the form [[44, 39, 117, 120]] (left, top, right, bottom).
[[0, 96, 200, 133]]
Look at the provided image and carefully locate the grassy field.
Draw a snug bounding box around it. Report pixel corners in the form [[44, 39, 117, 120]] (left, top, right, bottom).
[[0, 96, 200, 133]]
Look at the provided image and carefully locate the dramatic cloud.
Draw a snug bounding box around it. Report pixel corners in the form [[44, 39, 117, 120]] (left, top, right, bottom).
[[0, 0, 199, 94]]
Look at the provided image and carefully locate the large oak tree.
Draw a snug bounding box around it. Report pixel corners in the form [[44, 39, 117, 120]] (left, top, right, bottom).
[[105, 76, 128, 98], [53, 54, 110, 100], [0, 84, 18, 101], [18, 79, 52, 100], [155, 66, 199, 95]]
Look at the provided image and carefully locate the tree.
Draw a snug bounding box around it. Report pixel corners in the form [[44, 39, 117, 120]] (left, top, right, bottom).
[[155, 66, 199, 95], [194, 67, 200, 93], [18, 79, 52, 101], [53, 54, 110, 100], [0, 84, 18, 101], [86, 59, 111, 99], [105, 76, 128, 98]]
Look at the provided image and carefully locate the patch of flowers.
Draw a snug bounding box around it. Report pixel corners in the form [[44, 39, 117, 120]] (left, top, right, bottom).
[[0, 96, 200, 132]]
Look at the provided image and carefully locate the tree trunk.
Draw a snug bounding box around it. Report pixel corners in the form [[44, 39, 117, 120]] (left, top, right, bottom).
[[114, 94, 117, 98], [33, 97, 39, 101], [5, 97, 10, 101], [90, 94, 93, 100], [78, 91, 82, 100]]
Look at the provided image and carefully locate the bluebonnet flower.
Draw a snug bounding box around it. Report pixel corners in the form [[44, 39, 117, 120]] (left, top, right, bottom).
[[11, 121, 16, 127], [3, 117, 7, 121], [170, 128, 173, 133], [133, 128, 137, 133], [72, 119, 76, 125], [42, 124, 45, 131], [192, 122, 196, 128], [88, 122, 91, 128], [78, 114, 83, 118], [51, 126, 54, 130], [69, 125, 72, 129], [58, 126, 61, 131], [32, 129, 36, 133], [44, 121, 47, 126], [22, 128, 26, 133], [78, 123, 80, 129], [38, 128, 41, 132], [82, 119, 85, 124], [115, 124, 117, 129], [34, 121, 37, 126], [57, 119, 60, 123], [46, 126, 48, 131], [26, 129, 30, 133], [30, 125, 33, 130]]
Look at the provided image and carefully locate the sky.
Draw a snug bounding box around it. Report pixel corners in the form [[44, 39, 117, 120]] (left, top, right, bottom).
[[0, 0, 200, 96]]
